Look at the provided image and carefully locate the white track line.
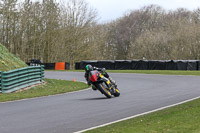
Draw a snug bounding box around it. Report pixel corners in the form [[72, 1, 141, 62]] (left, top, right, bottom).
[[74, 96, 200, 133]]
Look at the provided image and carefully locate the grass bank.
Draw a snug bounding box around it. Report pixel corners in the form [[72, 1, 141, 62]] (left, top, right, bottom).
[[0, 79, 88, 102], [0, 43, 27, 71]]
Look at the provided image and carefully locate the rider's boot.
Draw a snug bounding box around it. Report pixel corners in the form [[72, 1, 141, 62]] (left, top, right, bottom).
[[92, 85, 97, 91]]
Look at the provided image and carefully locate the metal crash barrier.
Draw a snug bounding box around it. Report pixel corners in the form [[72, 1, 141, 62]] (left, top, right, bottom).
[[0, 66, 44, 93]]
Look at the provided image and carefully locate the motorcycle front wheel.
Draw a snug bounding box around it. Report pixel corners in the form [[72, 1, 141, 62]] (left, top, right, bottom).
[[114, 88, 120, 97], [98, 82, 112, 98]]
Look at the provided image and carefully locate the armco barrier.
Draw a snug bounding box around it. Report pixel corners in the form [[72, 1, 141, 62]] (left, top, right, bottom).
[[0, 66, 44, 93]]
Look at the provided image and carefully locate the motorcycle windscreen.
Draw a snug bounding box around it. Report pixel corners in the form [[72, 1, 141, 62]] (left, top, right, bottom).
[[89, 70, 99, 82]]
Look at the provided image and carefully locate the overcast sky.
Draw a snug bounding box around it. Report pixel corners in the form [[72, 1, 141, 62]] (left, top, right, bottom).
[[86, 0, 200, 23]]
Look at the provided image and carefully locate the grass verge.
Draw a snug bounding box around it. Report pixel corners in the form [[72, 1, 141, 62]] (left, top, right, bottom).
[[85, 98, 200, 133], [45, 70, 200, 76], [107, 70, 200, 76], [0, 79, 88, 102]]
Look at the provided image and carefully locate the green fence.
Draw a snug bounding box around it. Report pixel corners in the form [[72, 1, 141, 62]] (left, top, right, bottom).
[[0, 66, 44, 93]]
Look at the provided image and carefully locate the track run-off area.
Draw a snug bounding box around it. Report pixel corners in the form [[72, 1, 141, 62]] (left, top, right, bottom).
[[0, 71, 200, 133]]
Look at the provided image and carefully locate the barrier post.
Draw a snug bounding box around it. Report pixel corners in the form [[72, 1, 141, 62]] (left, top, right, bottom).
[[41, 65, 44, 82], [0, 71, 1, 92], [1, 72, 5, 93]]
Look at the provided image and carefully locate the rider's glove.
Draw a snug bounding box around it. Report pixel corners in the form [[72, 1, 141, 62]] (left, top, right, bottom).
[[101, 68, 106, 73]]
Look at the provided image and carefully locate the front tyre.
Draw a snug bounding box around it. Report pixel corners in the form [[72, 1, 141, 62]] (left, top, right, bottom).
[[114, 88, 120, 97], [98, 83, 112, 98]]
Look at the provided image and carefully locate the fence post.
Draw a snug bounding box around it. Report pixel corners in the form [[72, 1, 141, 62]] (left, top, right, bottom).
[[0, 71, 1, 92], [1, 72, 5, 93], [40, 66, 42, 82], [40, 65, 44, 82]]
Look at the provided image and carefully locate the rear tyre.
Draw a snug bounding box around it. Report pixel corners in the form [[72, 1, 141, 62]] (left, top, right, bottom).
[[98, 83, 112, 98]]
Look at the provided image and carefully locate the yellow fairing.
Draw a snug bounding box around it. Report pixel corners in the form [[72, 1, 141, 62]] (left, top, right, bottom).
[[106, 80, 110, 85], [99, 74, 103, 78], [115, 89, 119, 93]]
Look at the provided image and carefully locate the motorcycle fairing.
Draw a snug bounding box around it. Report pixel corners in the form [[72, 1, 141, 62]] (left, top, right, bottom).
[[89, 70, 99, 82], [89, 70, 113, 90], [99, 75, 112, 90]]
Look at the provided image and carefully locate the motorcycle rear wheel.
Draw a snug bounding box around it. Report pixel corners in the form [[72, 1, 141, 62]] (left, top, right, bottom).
[[98, 83, 112, 98]]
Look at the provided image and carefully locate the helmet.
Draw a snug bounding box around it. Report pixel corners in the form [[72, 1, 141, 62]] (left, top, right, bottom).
[[85, 64, 93, 71]]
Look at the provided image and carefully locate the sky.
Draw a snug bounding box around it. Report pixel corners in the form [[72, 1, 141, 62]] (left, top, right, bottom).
[[18, 0, 200, 23], [86, 0, 200, 23]]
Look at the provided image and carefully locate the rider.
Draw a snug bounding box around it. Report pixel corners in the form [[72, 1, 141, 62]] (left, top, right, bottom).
[[84, 64, 116, 90]]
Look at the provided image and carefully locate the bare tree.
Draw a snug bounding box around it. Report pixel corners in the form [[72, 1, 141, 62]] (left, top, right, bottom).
[[1, 1, 200, 67], [60, 0, 97, 68]]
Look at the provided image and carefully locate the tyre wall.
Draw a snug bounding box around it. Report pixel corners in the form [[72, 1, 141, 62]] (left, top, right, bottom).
[[75, 60, 200, 70]]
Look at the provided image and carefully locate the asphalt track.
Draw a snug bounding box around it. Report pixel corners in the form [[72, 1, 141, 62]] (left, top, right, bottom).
[[0, 71, 200, 133]]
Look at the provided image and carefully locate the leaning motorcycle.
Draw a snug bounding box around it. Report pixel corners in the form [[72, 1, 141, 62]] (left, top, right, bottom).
[[88, 70, 120, 98]]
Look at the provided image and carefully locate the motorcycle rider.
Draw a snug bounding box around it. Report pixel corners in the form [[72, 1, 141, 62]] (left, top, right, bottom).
[[84, 64, 116, 90]]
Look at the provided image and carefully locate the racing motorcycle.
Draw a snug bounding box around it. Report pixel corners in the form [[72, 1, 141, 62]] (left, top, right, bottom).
[[88, 70, 120, 98]]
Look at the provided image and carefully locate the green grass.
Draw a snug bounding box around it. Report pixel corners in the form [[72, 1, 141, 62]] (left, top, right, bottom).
[[85, 98, 200, 133], [107, 70, 200, 76], [0, 78, 88, 102], [46, 70, 200, 76], [0, 43, 27, 71]]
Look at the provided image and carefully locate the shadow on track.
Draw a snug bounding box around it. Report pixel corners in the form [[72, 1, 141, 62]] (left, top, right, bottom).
[[80, 97, 108, 100]]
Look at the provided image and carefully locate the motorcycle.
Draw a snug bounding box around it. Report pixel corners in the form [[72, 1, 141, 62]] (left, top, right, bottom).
[[88, 70, 120, 98]]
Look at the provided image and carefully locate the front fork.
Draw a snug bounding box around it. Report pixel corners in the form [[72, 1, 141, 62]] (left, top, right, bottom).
[[100, 75, 115, 94]]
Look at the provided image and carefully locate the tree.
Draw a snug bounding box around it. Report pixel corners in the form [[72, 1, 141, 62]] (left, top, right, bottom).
[[0, 0, 18, 53], [60, 0, 97, 68]]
